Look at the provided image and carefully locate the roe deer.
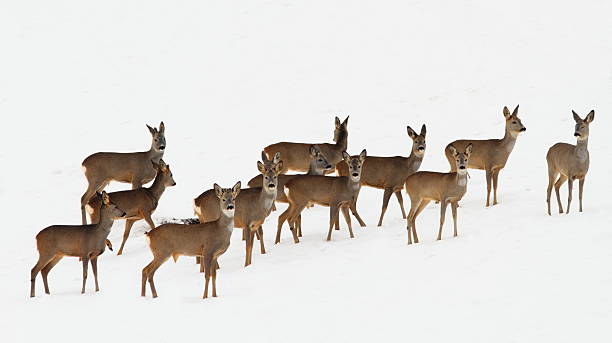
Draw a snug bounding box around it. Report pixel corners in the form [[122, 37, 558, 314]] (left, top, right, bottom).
[[86, 160, 176, 255], [264, 116, 348, 174], [337, 124, 426, 227], [546, 110, 594, 215], [80, 122, 166, 224], [405, 144, 472, 244], [30, 192, 126, 297], [142, 182, 240, 299], [278, 150, 366, 242], [444, 106, 526, 206], [193, 161, 282, 267], [248, 145, 333, 243]]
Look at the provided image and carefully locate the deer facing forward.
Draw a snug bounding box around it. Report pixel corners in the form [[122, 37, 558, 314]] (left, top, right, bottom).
[[546, 110, 594, 215]]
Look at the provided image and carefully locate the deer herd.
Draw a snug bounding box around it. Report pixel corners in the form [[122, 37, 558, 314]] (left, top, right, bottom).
[[30, 106, 595, 299]]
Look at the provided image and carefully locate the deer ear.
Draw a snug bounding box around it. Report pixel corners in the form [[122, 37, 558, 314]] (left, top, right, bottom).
[[257, 161, 266, 174], [512, 104, 519, 117], [273, 152, 281, 164], [420, 124, 427, 137], [503, 106, 511, 119], [572, 110, 582, 123], [232, 181, 242, 197], [214, 183, 223, 198], [309, 145, 317, 157], [159, 121, 165, 133], [158, 159, 168, 171], [261, 151, 269, 163], [335, 116, 341, 128], [465, 143, 473, 156], [146, 124, 156, 134], [448, 144, 458, 157], [274, 161, 284, 174], [585, 110, 595, 123], [342, 116, 349, 126], [359, 149, 367, 162], [342, 151, 351, 163], [406, 126, 417, 139]]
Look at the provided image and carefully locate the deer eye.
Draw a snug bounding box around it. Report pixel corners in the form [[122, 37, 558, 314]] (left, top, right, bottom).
[[512, 121, 517, 124]]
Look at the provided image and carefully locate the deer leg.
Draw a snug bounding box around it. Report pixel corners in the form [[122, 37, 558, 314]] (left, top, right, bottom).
[[341, 206, 354, 238], [451, 201, 459, 237], [256, 226, 266, 254], [118, 219, 137, 255], [554, 175, 567, 214], [142, 212, 156, 230], [244, 229, 256, 267], [492, 169, 500, 205], [437, 200, 448, 241], [485, 169, 492, 207], [31, 253, 55, 297], [90, 257, 100, 292], [377, 188, 394, 227], [40, 255, 62, 295], [334, 213, 341, 230], [276, 207, 292, 244], [142, 261, 152, 296], [327, 204, 340, 241], [80, 183, 100, 225], [395, 190, 407, 219], [203, 256, 212, 299], [406, 202, 418, 245], [413, 200, 429, 243], [287, 204, 306, 244], [566, 178, 574, 214], [211, 256, 219, 297], [579, 178, 585, 212], [349, 201, 366, 227], [147, 257, 168, 298], [81, 257, 90, 294], [297, 215, 303, 237], [546, 169, 558, 216]]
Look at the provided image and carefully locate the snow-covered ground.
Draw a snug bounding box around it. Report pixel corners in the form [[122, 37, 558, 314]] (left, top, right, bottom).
[[2, 1, 612, 342]]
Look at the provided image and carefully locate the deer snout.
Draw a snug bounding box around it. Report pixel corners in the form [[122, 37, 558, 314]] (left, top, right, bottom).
[[120, 212, 127, 217], [418, 146, 425, 151], [172, 181, 177, 186], [520, 127, 526, 132], [268, 184, 276, 189], [459, 166, 466, 170], [574, 132, 581, 137], [159, 145, 166, 150], [325, 164, 333, 170], [352, 173, 359, 177], [227, 205, 234, 210]]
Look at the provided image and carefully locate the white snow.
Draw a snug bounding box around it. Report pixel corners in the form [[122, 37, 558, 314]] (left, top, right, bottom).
[[1, 1, 612, 342]]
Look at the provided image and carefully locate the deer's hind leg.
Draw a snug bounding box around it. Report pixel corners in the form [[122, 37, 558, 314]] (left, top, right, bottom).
[[118, 219, 137, 255], [554, 174, 568, 214], [30, 253, 55, 297], [377, 188, 394, 227], [406, 198, 421, 245], [40, 255, 63, 295], [546, 167, 559, 216], [395, 190, 407, 219], [327, 203, 341, 241], [144, 256, 169, 298]]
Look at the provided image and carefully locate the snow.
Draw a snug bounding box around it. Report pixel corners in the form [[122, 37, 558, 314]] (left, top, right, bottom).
[[2, 1, 612, 342]]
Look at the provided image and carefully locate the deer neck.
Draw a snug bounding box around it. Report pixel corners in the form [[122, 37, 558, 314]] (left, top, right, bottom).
[[217, 211, 235, 232], [307, 162, 324, 176], [455, 171, 468, 187], [407, 147, 424, 172], [575, 138, 589, 161], [147, 147, 164, 163], [346, 176, 361, 193], [500, 127, 518, 153], [95, 210, 115, 234], [147, 174, 166, 200], [335, 129, 348, 152], [259, 186, 277, 210]]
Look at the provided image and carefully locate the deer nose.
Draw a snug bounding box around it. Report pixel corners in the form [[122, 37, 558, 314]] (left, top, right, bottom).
[[418, 146, 425, 151], [121, 212, 127, 217], [227, 205, 234, 210], [352, 173, 359, 177], [172, 182, 177, 186], [520, 127, 526, 132], [574, 132, 580, 137], [159, 145, 166, 150], [459, 166, 466, 170], [268, 184, 276, 188], [326, 165, 332, 169]]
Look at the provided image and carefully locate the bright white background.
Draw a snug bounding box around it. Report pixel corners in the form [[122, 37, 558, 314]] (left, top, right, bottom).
[[1, 1, 611, 342]]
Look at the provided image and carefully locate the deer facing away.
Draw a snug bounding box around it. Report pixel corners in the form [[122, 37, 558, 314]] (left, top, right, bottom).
[[248, 145, 333, 243], [405, 143, 473, 244], [444, 106, 526, 207], [194, 160, 282, 267], [80, 122, 166, 224], [86, 160, 176, 255], [546, 110, 594, 215], [264, 116, 348, 174], [142, 182, 240, 299], [337, 124, 426, 227], [31, 192, 126, 297], [278, 150, 367, 242]]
